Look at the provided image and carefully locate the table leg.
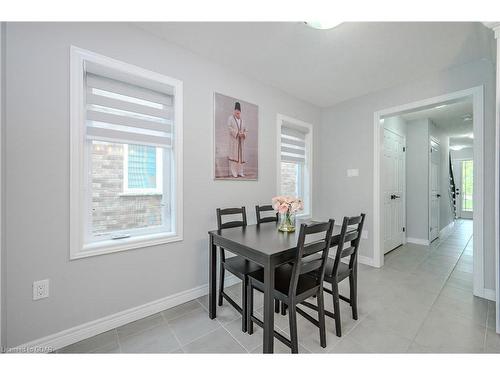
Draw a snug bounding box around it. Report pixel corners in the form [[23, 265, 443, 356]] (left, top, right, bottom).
[[263, 260, 275, 353], [209, 234, 217, 319]]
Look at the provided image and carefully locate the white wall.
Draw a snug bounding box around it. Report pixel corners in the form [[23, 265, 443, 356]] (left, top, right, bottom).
[[406, 119, 430, 240], [3, 23, 321, 347], [383, 115, 407, 137], [318, 58, 496, 289]]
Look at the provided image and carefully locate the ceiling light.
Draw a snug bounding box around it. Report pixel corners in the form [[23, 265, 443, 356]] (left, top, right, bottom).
[[468, 133, 474, 139], [450, 145, 465, 151], [304, 21, 342, 30], [434, 104, 447, 109], [462, 114, 473, 122]]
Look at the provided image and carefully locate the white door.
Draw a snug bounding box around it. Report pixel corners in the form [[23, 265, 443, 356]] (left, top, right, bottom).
[[429, 140, 441, 242], [383, 128, 405, 254]]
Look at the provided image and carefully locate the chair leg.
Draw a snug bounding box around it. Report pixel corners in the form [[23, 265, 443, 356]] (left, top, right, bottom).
[[275, 299, 280, 313], [241, 278, 248, 332], [317, 290, 327, 348], [349, 272, 358, 320], [332, 282, 342, 337], [288, 303, 299, 354], [218, 264, 225, 306], [246, 282, 254, 334], [281, 302, 287, 316]]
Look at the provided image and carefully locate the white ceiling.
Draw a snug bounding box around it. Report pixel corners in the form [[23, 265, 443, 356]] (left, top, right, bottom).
[[401, 100, 473, 136], [136, 22, 495, 107], [400, 99, 474, 149]]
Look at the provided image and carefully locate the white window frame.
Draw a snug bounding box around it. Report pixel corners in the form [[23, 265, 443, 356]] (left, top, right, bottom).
[[276, 114, 313, 219], [70, 46, 183, 260], [122, 144, 163, 195]]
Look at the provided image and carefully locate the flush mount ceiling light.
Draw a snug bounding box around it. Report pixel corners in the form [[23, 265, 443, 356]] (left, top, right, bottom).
[[462, 113, 473, 122], [304, 21, 343, 30]]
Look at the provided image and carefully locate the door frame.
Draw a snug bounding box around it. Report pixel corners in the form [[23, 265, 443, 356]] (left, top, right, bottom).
[[373, 86, 486, 299], [382, 126, 407, 253], [428, 136, 441, 242]]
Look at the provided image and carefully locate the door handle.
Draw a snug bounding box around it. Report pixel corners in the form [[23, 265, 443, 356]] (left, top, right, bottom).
[[390, 194, 401, 200], [437, 194, 441, 198]]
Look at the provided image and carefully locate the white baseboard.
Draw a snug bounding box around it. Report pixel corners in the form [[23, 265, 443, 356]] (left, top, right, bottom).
[[358, 255, 376, 267], [439, 221, 455, 237], [10, 275, 240, 353], [475, 288, 496, 302], [406, 237, 430, 246]]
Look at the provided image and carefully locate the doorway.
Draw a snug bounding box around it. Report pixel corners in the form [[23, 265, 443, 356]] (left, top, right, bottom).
[[453, 159, 474, 219], [373, 86, 485, 300]]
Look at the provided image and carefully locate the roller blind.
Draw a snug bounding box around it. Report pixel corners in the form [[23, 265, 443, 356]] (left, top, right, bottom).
[[280, 125, 308, 163], [85, 72, 174, 147]]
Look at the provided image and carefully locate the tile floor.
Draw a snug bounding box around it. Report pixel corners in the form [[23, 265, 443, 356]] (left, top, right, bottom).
[[59, 219, 500, 353]]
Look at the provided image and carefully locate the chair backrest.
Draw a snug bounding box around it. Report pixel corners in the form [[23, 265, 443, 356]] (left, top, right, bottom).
[[328, 213, 366, 278], [288, 220, 335, 297], [255, 204, 278, 224], [216, 207, 247, 230]]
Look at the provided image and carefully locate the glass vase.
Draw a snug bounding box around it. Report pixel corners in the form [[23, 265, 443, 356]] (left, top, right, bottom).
[[278, 212, 296, 232]]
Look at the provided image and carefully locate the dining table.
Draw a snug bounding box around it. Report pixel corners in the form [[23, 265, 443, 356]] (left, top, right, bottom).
[[207, 220, 350, 353]]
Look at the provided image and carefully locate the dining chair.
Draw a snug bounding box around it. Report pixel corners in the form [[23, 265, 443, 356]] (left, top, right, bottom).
[[255, 204, 278, 224], [216, 207, 262, 332], [255, 204, 282, 313], [302, 214, 366, 337], [246, 219, 335, 353]]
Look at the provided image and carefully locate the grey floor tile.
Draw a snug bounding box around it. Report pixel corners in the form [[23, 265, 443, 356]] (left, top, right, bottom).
[[434, 285, 488, 327], [413, 307, 486, 352], [168, 306, 222, 345], [362, 304, 427, 340], [182, 327, 246, 353], [117, 313, 165, 339], [59, 330, 118, 353], [329, 337, 372, 353], [223, 318, 264, 352], [119, 323, 180, 353], [163, 300, 204, 321], [485, 329, 500, 353], [346, 318, 412, 353], [250, 339, 310, 354]]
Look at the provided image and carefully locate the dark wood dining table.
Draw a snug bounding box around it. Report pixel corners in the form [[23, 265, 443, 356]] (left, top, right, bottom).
[[208, 221, 348, 353]]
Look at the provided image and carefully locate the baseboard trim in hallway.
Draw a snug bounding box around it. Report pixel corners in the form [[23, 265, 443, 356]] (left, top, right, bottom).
[[10, 275, 240, 353], [406, 237, 430, 246]]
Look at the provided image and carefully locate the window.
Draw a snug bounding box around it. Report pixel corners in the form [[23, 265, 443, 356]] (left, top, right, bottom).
[[123, 144, 163, 194], [461, 159, 473, 212], [277, 115, 312, 217], [70, 47, 183, 259]]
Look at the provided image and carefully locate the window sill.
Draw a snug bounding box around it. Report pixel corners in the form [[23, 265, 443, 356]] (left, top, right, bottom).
[[71, 232, 182, 260]]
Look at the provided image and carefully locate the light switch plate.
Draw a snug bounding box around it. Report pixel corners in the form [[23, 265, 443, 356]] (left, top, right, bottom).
[[347, 169, 359, 177], [33, 279, 49, 300]]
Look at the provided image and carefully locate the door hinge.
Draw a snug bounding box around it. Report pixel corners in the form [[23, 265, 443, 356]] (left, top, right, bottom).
[[402, 227, 405, 232], [403, 146, 406, 152]]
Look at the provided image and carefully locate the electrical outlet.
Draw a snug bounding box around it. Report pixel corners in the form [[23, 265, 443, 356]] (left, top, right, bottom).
[[33, 279, 49, 300], [361, 230, 368, 239]]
